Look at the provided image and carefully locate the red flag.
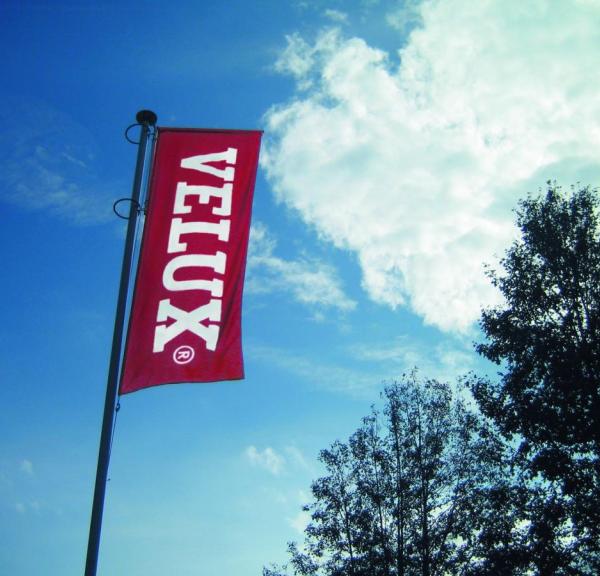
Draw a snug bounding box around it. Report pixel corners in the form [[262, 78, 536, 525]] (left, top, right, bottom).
[[120, 128, 262, 394]]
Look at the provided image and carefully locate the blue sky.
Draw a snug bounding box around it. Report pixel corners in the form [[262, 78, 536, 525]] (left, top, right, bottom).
[[1, 1, 599, 575]]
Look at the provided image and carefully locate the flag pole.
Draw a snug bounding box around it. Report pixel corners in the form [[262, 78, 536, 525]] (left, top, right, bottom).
[[84, 110, 157, 576]]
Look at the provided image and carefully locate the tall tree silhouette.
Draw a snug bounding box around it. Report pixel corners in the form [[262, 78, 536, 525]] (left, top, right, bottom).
[[264, 374, 505, 576], [470, 183, 600, 570]]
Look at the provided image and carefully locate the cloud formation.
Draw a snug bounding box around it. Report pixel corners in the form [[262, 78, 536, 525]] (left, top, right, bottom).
[[247, 222, 356, 315], [244, 444, 314, 477], [351, 337, 475, 383], [324, 9, 348, 24], [288, 509, 311, 534], [0, 98, 120, 225], [263, 0, 600, 333], [14, 500, 40, 515], [249, 343, 383, 396], [245, 446, 285, 475], [19, 459, 34, 477]]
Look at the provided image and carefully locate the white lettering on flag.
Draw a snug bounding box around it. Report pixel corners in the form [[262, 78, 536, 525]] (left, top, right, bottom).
[[167, 217, 231, 252], [174, 182, 232, 217], [180, 147, 238, 181], [153, 299, 222, 353], [163, 252, 226, 295], [153, 148, 238, 354]]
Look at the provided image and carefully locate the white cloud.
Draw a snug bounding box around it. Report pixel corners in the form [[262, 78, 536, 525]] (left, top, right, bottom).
[[245, 446, 285, 475], [288, 509, 311, 534], [284, 446, 311, 472], [286, 489, 312, 534], [0, 98, 120, 225], [19, 459, 34, 477], [386, 0, 422, 33], [244, 444, 315, 478], [263, 1, 600, 333], [249, 343, 383, 396], [274, 33, 315, 90], [247, 222, 356, 315], [351, 337, 475, 382], [324, 9, 349, 24], [14, 500, 42, 515]]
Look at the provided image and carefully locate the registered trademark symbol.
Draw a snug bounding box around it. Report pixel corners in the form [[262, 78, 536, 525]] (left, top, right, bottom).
[[173, 345, 195, 365]]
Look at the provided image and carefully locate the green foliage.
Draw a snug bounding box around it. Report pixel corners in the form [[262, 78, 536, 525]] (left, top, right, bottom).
[[470, 183, 600, 570], [264, 374, 507, 576]]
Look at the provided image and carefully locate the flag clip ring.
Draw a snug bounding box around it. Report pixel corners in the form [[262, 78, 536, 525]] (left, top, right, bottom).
[[113, 198, 143, 220], [125, 123, 142, 144], [125, 119, 157, 145]]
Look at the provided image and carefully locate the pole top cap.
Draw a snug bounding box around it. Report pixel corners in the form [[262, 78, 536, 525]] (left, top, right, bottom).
[[136, 110, 158, 126]]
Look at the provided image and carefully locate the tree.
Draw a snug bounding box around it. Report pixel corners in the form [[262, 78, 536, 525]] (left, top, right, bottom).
[[470, 183, 600, 568], [264, 374, 506, 576]]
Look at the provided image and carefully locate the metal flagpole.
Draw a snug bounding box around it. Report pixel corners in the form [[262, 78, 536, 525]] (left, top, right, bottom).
[[84, 110, 157, 576]]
